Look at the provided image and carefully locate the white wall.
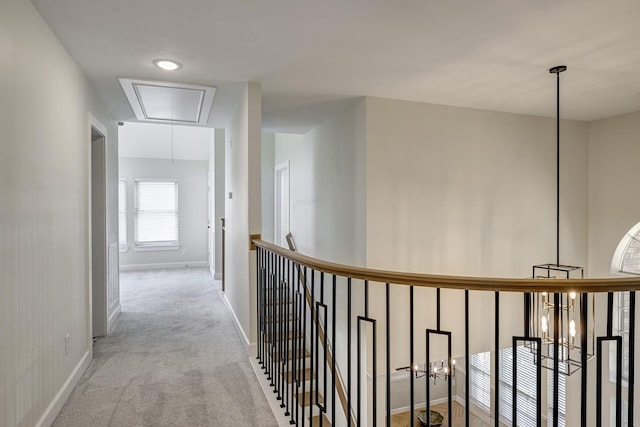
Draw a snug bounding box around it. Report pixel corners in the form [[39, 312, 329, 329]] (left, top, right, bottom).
[[0, 0, 117, 425], [274, 99, 367, 266], [580, 110, 640, 427], [224, 82, 262, 353], [588, 110, 640, 278], [213, 128, 225, 279], [365, 96, 589, 364], [118, 158, 209, 269], [261, 132, 275, 243]]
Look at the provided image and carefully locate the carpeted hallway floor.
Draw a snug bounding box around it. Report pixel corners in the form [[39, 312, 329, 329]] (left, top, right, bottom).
[[53, 267, 278, 427]]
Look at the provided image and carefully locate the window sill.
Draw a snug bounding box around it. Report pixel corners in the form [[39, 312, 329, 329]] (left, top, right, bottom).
[[133, 244, 180, 252]]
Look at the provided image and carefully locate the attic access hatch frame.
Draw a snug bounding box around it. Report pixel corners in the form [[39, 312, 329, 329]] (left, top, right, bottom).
[[119, 78, 216, 125]]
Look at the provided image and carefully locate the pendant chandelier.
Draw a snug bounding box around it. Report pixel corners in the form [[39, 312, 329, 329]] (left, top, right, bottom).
[[528, 66, 595, 376], [396, 359, 456, 385]]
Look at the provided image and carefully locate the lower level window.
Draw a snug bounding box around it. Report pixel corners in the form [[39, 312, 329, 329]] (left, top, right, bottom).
[[134, 179, 179, 247]]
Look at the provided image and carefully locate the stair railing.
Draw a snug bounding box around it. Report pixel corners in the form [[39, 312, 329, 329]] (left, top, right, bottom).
[[254, 238, 640, 427]]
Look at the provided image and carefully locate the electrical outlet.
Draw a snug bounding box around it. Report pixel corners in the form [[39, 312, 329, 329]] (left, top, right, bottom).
[[65, 333, 70, 356], [180, 248, 187, 255]]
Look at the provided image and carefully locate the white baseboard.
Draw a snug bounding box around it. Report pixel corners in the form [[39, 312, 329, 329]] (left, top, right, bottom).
[[249, 357, 291, 427], [119, 261, 209, 271], [107, 303, 121, 334], [35, 349, 92, 427], [220, 291, 255, 356], [214, 273, 222, 280], [391, 397, 450, 415]]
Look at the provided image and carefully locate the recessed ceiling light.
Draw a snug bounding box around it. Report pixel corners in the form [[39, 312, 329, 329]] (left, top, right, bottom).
[[153, 59, 182, 71]]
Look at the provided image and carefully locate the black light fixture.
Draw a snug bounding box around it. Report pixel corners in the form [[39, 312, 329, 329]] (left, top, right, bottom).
[[528, 66, 595, 376], [396, 360, 455, 385]]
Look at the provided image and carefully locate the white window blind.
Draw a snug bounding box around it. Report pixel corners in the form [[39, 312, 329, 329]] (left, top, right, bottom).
[[499, 345, 564, 427], [134, 180, 178, 246], [470, 352, 491, 412], [613, 291, 631, 383], [547, 366, 567, 427], [118, 180, 127, 247]]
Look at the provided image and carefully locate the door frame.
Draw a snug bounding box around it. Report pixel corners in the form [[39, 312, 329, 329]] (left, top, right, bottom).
[[87, 113, 108, 339], [274, 161, 290, 247]]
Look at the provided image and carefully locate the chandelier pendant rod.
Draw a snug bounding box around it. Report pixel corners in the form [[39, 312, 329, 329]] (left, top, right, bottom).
[[556, 69, 561, 267]]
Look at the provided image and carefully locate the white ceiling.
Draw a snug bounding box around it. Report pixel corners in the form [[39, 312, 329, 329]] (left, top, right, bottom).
[[31, 0, 640, 132], [119, 122, 211, 161]]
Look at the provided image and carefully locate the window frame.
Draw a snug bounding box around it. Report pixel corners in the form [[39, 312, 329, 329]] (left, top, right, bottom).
[[118, 180, 128, 252], [133, 178, 180, 250]]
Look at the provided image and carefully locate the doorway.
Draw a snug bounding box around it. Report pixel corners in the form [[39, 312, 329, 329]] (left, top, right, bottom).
[[274, 161, 290, 247], [90, 118, 108, 338]]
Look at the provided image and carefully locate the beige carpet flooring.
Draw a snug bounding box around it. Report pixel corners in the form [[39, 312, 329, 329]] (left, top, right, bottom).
[[53, 267, 277, 427]]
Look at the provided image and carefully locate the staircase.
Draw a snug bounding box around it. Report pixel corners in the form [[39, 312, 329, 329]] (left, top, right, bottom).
[[258, 232, 356, 426]]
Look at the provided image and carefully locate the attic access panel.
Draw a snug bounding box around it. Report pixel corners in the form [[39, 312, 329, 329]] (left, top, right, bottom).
[[119, 78, 216, 124]]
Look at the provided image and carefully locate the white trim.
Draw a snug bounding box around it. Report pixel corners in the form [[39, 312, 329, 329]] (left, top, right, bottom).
[[87, 113, 108, 338], [390, 397, 450, 415], [249, 357, 292, 427], [107, 303, 121, 334], [119, 78, 216, 125], [274, 160, 290, 247], [611, 221, 640, 274], [132, 244, 180, 252], [119, 261, 209, 271], [220, 290, 255, 355], [35, 350, 92, 427], [214, 272, 222, 280]]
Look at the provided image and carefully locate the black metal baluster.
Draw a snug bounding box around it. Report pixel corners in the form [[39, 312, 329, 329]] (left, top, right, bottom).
[[288, 260, 294, 423], [268, 252, 273, 384], [309, 270, 315, 426], [512, 337, 542, 427], [347, 278, 352, 427], [580, 293, 588, 427], [465, 290, 469, 427], [386, 283, 391, 427], [302, 266, 308, 427], [410, 286, 414, 427], [553, 292, 559, 427], [277, 254, 283, 400], [358, 316, 377, 427], [257, 247, 262, 365], [597, 335, 623, 427], [495, 292, 499, 427], [283, 258, 290, 416], [332, 275, 337, 427], [295, 263, 302, 427], [315, 272, 326, 425], [629, 291, 636, 427]]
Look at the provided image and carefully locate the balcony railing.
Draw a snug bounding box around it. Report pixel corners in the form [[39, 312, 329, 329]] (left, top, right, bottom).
[[253, 239, 640, 427]]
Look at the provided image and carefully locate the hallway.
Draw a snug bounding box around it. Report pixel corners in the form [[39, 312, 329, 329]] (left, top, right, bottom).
[[53, 268, 277, 427]]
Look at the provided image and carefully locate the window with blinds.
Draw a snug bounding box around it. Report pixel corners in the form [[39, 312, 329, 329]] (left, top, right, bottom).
[[498, 345, 565, 427], [134, 180, 179, 246], [547, 367, 567, 427], [470, 352, 491, 412], [118, 180, 127, 248], [613, 291, 631, 384], [499, 346, 538, 427]]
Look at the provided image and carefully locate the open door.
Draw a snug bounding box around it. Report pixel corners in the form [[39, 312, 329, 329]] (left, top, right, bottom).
[[90, 120, 108, 338], [274, 161, 290, 247]]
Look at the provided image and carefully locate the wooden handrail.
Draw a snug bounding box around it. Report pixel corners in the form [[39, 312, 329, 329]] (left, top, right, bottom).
[[253, 239, 640, 293]]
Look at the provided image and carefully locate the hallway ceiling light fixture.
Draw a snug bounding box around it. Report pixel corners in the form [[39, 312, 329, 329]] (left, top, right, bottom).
[[153, 59, 182, 71], [528, 66, 595, 376]]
